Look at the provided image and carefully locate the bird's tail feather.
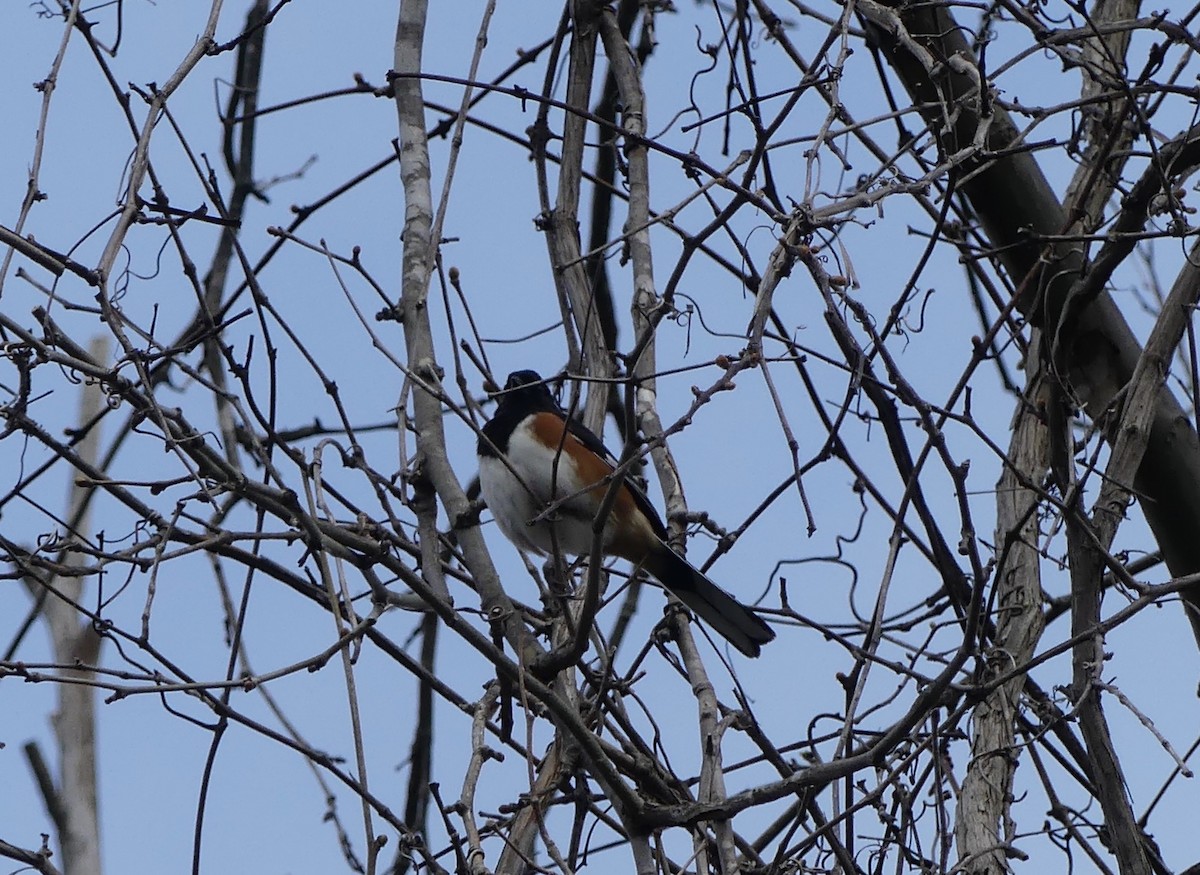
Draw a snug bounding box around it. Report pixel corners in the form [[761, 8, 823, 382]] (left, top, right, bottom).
[[645, 547, 775, 658]]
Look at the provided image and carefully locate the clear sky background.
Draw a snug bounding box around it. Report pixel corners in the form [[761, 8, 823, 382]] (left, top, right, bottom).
[[2, 2, 1198, 873]]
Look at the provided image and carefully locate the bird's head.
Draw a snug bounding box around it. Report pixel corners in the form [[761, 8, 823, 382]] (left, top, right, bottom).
[[492, 369, 558, 411], [504, 369, 544, 391]]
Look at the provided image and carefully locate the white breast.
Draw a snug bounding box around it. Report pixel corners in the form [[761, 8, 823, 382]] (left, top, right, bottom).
[[479, 419, 602, 557]]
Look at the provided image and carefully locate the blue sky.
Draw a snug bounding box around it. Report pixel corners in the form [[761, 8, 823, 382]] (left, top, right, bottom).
[[2, 2, 1198, 873]]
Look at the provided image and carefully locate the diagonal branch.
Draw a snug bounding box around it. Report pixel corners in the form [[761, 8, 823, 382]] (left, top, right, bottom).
[[869, 0, 1200, 651]]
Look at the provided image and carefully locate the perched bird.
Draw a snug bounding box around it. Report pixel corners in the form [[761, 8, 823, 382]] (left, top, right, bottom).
[[477, 369, 775, 657]]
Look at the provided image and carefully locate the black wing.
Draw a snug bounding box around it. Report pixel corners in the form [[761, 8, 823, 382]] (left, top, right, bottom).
[[562, 415, 669, 541]]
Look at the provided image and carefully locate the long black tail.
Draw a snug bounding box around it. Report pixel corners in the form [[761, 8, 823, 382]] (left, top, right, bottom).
[[645, 546, 775, 657]]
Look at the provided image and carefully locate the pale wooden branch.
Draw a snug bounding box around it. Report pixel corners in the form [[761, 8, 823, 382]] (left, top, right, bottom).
[[391, 0, 535, 657], [1066, 242, 1200, 874], [427, 0, 496, 279], [595, 5, 712, 672], [676, 624, 737, 875], [25, 336, 109, 875], [1061, 0, 1142, 232], [955, 337, 1049, 874], [93, 2, 226, 285], [871, 0, 1200, 650], [305, 442, 378, 875], [0, 0, 85, 296], [595, 5, 689, 539], [392, 0, 642, 844], [548, 1, 613, 430], [459, 686, 496, 875], [494, 737, 571, 875]]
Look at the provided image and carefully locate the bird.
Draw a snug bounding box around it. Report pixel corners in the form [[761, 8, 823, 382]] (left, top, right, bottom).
[[476, 369, 775, 657]]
